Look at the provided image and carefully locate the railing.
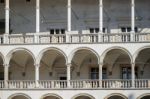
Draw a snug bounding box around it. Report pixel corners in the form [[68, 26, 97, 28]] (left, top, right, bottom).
[[0, 79, 150, 89], [39, 34, 66, 43], [0, 32, 150, 44], [38, 80, 67, 89], [135, 33, 150, 42], [8, 34, 34, 44], [7, 80, 36, 89], [70, 34, 98, 43], [102, 33, 131, 42]]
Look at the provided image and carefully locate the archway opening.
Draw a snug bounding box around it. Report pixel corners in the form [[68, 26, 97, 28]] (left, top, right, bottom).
[[74, 96, 92, 99], [43, 96, 62, 99], [0, 55, 4, 80], [140, 95, 150, 99], [11, 95, 29, 99], [107, 95, 126, 99], [71, 49, 98, 80], [9, 50, 35, 80], [103, 49, 131, 79], [39, 49, 66, 80], [135, 48, 150, 79]]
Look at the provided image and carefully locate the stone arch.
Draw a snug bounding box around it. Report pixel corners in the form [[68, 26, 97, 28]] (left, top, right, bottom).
[[104, 93, 128, 99], [40, 93, 63, 99], [137, 93, 150, 99], [6, 47, 36, 65], [133, 46, 150, 63], [0, 52, 5, 64], [36, 47, 68, 65], [100, 46, 132, 64], [68, 47, 100, 64], [72, 93, 95, 99], [8, 93, 32, 99]]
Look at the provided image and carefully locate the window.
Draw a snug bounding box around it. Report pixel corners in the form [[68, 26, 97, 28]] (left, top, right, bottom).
[[121, 27, 138, 33], [121, 66, 138, 79], [90, 68, 99, 79], [50, 29, 65, 35], [102, 68, 107, 79], [0, 72, 4, 80], [0, 19, 5, 34], [0, 0, 4, 3], [90, 67, 107, 79], [89, 28, 106, 33]]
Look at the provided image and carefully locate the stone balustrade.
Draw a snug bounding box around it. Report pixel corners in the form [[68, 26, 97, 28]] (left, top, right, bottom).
[[0, 79, 150, 89]]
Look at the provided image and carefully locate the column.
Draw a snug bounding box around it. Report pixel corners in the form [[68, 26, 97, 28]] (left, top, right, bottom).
[[131, 63, 135, 88], [131, 0, 135, 41], [67, 0, 71, 32], [66, 0, 71, 43], [36, 0, 40, 33], [67, 63, 71, 87], [4, 0, 10, 44], [35, 64, 40, 87], [4, 64, 9, 88], [99, 63, 103, 88], [98, 0, 103, 42], [35, 0, 40, 43]]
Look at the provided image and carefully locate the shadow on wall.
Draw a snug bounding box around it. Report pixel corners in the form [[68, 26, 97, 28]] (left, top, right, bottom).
[[128, 94, 135, 99]]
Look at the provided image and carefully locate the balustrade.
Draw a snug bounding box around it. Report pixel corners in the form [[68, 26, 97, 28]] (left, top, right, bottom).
[[0, 79, 150, 89], [0, 32, 149, 44]]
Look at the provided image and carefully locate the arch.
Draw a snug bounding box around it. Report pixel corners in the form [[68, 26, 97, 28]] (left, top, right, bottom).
[[0, 52, 5, 65], [104, 93, 128, 99], [137, 93, 150, 99], [37, 47, 68, 65], [40, 93, 63, 99], [6, 47, 36, 65], [68, 47, 100, 64], [100, 46, 132, 64], [8, 93, 31, 99], [72, 93, 95, 99], [133, 46, 150, 63]]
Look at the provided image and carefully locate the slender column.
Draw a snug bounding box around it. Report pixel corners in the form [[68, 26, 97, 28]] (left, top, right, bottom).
[[66, 0, 71, 43], [35, 64, 40, 87], [99, 63, 103, 88], [131, 63, 135, 88], [4, 0, 10, 44], [67, 0, 71, 32], [5, 0, 9, 34], [35, 0, 40, 43], [98, 0, 103, 42], [99, 0, 103, 33], [67, 63, 71, 87], [4, 64, 9, 88], [131, 0, 135, 41], [36, 0, 40, 33]]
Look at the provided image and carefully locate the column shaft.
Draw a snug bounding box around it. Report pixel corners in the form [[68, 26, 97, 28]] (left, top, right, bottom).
[[67, 0, 71, 32]]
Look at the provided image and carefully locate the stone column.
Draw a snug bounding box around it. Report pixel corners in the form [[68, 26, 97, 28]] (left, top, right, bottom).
[[35, 0, 40, 43], [131, 0, 135, 42], [35, 64, 40, 87], [98, 0, 103, 42], [99, 63, 103, 88], [67, 0, 71, 32], [131, 63, 135, 88], [4, 64, 9, 88], [67, 63, 71, 87], [4, 0, 10, 44]]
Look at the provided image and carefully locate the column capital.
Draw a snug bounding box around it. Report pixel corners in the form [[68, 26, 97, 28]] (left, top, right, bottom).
[[131, 63, 135, 67], [3, 64, 9, 67], [34, 64, 40, 68], [98, 62, 104, 66], [36, 7, 40, 9], [5, 8, 10, 10], [66, 63, 72, 67]]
